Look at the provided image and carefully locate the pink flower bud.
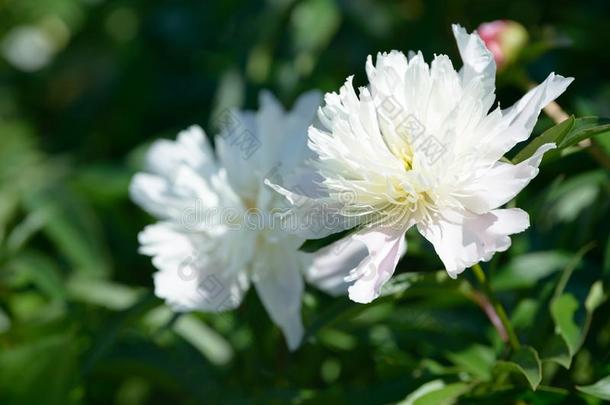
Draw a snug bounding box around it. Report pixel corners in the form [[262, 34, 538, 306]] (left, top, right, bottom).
[[477, 20, 528, 70]]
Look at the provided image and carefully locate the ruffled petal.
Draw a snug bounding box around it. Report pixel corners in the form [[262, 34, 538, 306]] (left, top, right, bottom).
[[305, 235, 369, 296], [458, 143, 555, 213], [140, 223, 248, 312], [485, 73, 573, 160], [418, 208, 529, 277], [346, 228, 407, 304], [145, 125, 216, 179], [452, 24, 496, 97]]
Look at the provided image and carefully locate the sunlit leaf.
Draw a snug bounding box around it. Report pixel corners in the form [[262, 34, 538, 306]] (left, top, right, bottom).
[[585, 281, 605, 313], [291, 0, 341, 53], [550, 294, 581, 357], [398, 380, 471, 405], [516, 116, 610, 165], [144, 307, 234, 366], [541, 171, 605, 224], [558, 116, 610, 149], [576, 375, 610, 400], [513, 116, 574, 164], [492, 251, 572, 290], [66, 276, 142, 310]]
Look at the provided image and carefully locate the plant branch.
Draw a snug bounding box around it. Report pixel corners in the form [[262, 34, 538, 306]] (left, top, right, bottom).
[[472, 263, 521, 351]]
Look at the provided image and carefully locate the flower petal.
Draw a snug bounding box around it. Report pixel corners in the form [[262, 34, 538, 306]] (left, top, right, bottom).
[[487, 73, 573, 159], [452, 24, 496, 96], [253, 246, 305, 351], [264, 179, 361, 239], [306, 235, 369, 296], [145, 125, 216, 179], [346, 228, 407, 304], [459, 143, 555, 213], [140, 223, 248, 312], [418, 208, 529, 277]]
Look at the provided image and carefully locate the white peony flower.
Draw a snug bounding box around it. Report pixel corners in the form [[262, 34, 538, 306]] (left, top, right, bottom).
[[130, 91, 366, 350], [267, 25, 573, 304]]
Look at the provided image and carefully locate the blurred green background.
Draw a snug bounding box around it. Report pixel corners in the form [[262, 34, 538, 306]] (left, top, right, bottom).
[[1, 0, 609, 404]]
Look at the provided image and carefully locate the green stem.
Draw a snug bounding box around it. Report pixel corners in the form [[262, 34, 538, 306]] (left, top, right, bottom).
[[472, 263, 521, 351]]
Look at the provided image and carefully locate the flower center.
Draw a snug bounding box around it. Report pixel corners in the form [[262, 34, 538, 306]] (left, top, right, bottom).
[[397, 145, 414, 171], [243, 198, 257, 210]]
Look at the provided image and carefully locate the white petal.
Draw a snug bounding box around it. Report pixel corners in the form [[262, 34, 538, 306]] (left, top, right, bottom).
[[452, 24, 496, 95], [145, 125, 216, 179], [305, 234, 369, 296], [487, 73, 573, 159], [253, 247, 305, 351], [215, 109, 261, 201], [129, 173, 192, 220], [154, 269, 247, 313], [418, 208, 530, 277], [130, 165, 232, 226], [346, 228, 407, 304], [264, 179, 361, 239], [459, 143, 555, 213], [278, 90, 322, 170], [140, 223, 248, 312]]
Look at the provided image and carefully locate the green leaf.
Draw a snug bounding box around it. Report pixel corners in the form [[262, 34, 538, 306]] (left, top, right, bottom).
[[5, 210, 48, 253], [585, 281, 605, 313], [576, 376, 610, 401], [558, 116, 610, 149], [446, 344, 496, 381], [514, 116, 610, 165], [71, 164, 133, 203], [66, 276, 142, 310], [513, 116, 575, 164], [495, 346, 542, 390], [398, 380, 471, 405], [492, 251, 572, 290], [553, 243, 595, 300], [291, 0, 341, 52], [596, 130, 610, 158], [550, 294, 581, 357], [541, 335, 572, 368], [82, 292, 159, 374], [542, 171, 605, 224], [144, 307, 234, 366], [511, 299, 539, 330], [544, 283, 604, 368], [8, 251, 66, 300], [0, 334, 81, 405], [24, 187, 112, 277]]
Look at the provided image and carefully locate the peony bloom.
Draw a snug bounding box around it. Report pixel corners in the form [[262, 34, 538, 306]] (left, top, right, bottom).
[[268, 25, 573, 304], [130, 91, 366, 350]]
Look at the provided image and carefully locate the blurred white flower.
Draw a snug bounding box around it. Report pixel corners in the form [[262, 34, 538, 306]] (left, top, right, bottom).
[[130, 91, 366, 350], [2, 18, 70, 72], [2, 26, 55, 72], [268, 25, 573, 303]]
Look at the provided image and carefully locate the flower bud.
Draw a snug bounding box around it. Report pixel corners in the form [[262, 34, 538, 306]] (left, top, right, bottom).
[[477, 20, 528, 70]]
